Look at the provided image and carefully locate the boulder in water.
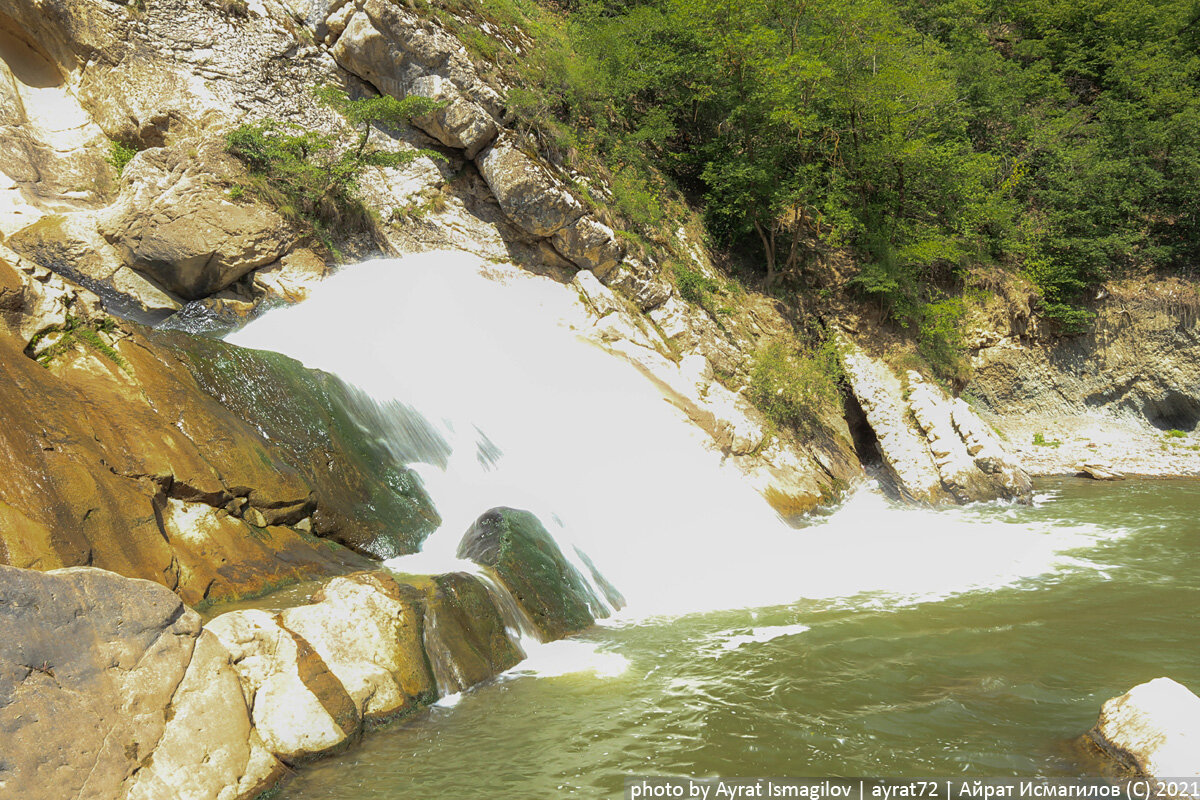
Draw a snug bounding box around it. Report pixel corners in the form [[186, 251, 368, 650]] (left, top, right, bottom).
[[1084, 677, 1200, 778], [458, 507, 602, 641], [410, 571, 525, 695]]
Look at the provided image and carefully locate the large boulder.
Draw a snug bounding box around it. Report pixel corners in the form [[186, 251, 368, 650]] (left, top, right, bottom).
[[278, 572, 436, 722], [408, 74, 498, 159], [0, 566, 281, 800], [475, 137, 585, 238], [207, 609, 361, 763], [458, 507, 600, 641], [98, 142, 295, 300], [412, 571, 525, 695], [125, 630, 285, 800], [1084, 678, 1200, 778]]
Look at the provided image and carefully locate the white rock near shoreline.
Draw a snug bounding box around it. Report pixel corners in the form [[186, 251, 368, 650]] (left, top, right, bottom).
[[1086, 677, 1200, 778]]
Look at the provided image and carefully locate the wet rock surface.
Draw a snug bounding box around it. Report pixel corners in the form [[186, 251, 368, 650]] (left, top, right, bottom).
[[459, 507, 601, 641]]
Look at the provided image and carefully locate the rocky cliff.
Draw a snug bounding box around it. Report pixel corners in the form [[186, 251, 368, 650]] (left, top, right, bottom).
[[0, 243, 437, 605]]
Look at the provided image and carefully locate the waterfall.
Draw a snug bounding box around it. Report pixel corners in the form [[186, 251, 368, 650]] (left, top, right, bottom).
[[228, 250, 1122, 619]]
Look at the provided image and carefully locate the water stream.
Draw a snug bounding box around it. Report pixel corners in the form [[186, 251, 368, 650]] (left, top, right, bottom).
[[226, 251, 1199, 794]]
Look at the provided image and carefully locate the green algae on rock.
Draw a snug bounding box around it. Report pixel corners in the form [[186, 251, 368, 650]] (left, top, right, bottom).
[[458, 507, 605, 641]]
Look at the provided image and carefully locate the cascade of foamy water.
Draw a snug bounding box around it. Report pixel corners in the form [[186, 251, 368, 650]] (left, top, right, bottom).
[[229, 251, 1123, 619]]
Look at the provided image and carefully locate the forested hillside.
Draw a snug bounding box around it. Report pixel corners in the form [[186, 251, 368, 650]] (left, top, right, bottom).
[[454, 0, 1200, 341]]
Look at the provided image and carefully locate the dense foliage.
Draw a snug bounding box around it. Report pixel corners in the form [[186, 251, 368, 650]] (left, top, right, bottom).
[[496, 0, 1200, 333]]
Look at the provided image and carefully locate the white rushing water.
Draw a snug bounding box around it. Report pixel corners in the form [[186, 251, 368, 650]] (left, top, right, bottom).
[[229, 251, 1122, 620]]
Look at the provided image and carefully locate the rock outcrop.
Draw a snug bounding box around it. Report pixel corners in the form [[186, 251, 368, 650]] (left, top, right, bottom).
[[206, 609, 361, 763], [279, 572, 435, 721], [1084, 678, 1200, 778], [0, 247, 437, 605], [967, 280, 1200, 476], [1, 561, 583, 800], [0, 566, 281, 800], [459, 507, 601, 642], [839, 339, 1032, 504], [97, 141, 297, 301]]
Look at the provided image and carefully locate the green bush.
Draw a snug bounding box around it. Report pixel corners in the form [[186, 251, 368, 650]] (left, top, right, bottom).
[[225, 86, 444, 251], [107, 141, 138, 175], [747, 339, 842, 432], [917, 297, 968, 383]]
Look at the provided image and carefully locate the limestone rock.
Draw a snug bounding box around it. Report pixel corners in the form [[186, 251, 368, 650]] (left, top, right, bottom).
[[98, 142, 295, 300], [0, 566, 202, 800], [458, 507, 601, 641], [1085, 678, 1200, 778], [7, 212, 182, 320], [907, 372, 1032, 503], [475, 137, 584, 238], [0, 242, 104, 343], [125, 630, 285, 800], [326, 0, 503, 115], [415, 571, 524, 695], [279, 572, 435, 721], [603, 257, 672, 311], [409, 74, 498, 159], [162, 330, 441, 558], [551, 215, 625, 274], [1080, 463, 1124, 481], [251, 249, 330, 304], [840, 339, 1031, 504], [207, 609, 361, 763], [0, 254, 376, 604]]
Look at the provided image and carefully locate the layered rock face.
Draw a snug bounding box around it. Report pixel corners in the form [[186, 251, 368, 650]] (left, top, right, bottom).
[[1083, 678, 1200, 778], [0, 563, 560, 800], [966, 282, 1200, 476], [0, 247, 435, 605], [839, 339, 1032, 504]]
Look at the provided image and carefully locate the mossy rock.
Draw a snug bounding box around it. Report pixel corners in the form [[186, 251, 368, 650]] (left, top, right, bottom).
[[400, 571, 523, 695], [457, 507, 601, 642], [148, 329, 440, 558]]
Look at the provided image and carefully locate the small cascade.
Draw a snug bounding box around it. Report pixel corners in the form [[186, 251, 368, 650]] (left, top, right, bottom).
[[472, 567, 542, 645]]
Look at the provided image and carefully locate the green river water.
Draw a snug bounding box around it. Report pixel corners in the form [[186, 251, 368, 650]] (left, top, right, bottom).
[[278, 478, 1199, 798]]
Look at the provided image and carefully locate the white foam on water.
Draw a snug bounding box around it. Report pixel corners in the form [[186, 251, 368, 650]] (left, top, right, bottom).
[[705, 624, 813, 653], [508, 640, 631, 679], [230, 251, 1128, 620]]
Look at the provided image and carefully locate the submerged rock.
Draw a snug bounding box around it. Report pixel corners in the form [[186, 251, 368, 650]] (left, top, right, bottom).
[[412, 571, 525, 695], [1084, 677, 1200, 778], [458, 507, 601, 641]]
